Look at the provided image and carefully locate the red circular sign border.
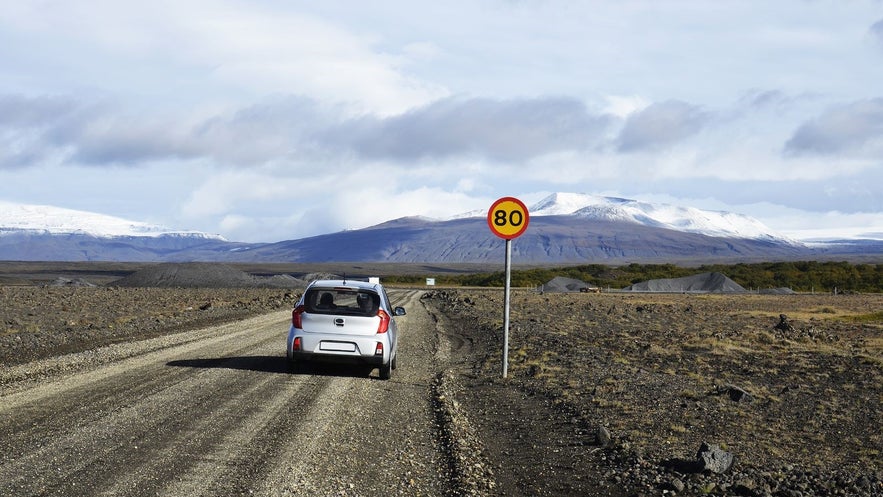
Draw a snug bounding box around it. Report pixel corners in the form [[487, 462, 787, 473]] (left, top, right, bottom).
[[487, 196, 530, 240]]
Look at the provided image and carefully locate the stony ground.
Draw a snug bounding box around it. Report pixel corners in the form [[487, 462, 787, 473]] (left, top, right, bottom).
[[426, 289, 883, 496], [2, 282, 882, 496], [0, 286, 298, 366]]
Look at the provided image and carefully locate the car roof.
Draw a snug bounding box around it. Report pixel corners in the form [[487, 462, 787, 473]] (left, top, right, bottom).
[[306, 279, 382, 292]]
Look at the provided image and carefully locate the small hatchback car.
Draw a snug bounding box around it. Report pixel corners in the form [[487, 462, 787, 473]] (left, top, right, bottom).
[[287, 279, 405, 379]]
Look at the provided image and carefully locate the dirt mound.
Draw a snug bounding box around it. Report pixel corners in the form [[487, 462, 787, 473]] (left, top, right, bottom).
[[301, 272, 343, 282], [623, 271, 746, 293], [541, 276, 593, 293], [111, 262, 304, 288], [46, 277, 97, 287]]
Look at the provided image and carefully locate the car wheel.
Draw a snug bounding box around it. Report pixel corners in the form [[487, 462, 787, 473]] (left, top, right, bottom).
[[379, 362, 392, 380], [391, 353, 397, 370]]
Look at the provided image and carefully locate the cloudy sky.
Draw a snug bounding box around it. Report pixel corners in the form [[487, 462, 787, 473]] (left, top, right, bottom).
[[2, 0, 882, 243]]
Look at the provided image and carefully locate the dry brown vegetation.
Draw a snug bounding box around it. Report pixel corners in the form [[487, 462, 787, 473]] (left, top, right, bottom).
[[428, 289, 882, 495]]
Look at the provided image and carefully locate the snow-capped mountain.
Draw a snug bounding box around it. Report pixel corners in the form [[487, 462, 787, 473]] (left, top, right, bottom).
[[0, 201, 241, 262], [3, 194, 877, 263], [0, 201, 224, 240], [525, 193, 797, 243]]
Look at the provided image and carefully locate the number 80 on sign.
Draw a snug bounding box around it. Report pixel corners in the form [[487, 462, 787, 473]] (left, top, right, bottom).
[[487, 197, 530, 240]]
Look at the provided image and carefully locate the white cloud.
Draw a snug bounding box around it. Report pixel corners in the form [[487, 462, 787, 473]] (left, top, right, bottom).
[[0, 0, 446, 114], [604, 95, 651, 119], [180, 170, 296, 219], [871, 19, 883, 48], [785, 98, 883, 156], [756, 207, 883, 241], [1, 0, 882, 244], [617, 101, 711, 152]]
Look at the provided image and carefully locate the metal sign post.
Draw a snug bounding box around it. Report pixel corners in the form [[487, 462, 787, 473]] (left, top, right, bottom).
[[487, 197, 530, 379], [502, 238, 512, 378]]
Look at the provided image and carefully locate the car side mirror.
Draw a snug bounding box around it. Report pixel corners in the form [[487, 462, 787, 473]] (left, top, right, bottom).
[[394, 306, 406, 316]]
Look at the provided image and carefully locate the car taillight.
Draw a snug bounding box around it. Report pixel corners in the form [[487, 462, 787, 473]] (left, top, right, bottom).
[[292, 336, 302, 352], [376, 309, 390, 333], [292, 305, 304, 328], [374, 342, 383, 356]]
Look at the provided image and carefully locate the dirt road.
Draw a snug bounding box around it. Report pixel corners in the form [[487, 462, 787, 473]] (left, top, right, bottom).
[[0, 290, 469, 497], [5, 285, 879, 496]]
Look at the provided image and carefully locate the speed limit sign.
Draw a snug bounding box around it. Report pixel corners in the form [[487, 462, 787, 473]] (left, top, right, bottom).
[[487, 196, 530, 379], [487, 196, 530, 240]]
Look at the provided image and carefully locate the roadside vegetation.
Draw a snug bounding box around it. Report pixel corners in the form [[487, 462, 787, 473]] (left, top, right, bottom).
[[428, 289, 883, 495], [385, 261, 883, 293]]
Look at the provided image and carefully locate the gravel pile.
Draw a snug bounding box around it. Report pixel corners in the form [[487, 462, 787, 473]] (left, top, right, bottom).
[[541, 276, 593, 293], [111, 262, 305, 288], [623, 271, 746, 293]]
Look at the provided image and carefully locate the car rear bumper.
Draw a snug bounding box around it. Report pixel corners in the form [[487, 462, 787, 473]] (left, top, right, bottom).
[[289, 350, 386, 366], [287, 327, 392, 365]]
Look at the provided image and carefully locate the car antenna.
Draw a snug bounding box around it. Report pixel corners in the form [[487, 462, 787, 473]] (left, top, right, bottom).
[[342, 273, 346, 285]]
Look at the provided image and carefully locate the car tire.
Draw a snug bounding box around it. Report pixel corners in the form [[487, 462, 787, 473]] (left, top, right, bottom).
[[379, 362, 392, 380], [391, 353, 397, 370]]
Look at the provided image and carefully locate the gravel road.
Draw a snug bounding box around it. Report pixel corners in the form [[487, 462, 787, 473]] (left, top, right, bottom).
[[0, 290, 472, 497], [3, 283, 880, 496]]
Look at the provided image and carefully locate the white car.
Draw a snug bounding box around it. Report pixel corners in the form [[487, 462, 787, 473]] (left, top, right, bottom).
[[287, 279, 404, 379]]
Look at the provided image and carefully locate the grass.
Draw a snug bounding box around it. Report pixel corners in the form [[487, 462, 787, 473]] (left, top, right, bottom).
[[843, 310, 883, 323], [1, 328, 20, 337], [679, 389, 702, 400]]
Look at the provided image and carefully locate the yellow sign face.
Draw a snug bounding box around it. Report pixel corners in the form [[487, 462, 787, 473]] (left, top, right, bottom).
[[487, 197, 530, 239]]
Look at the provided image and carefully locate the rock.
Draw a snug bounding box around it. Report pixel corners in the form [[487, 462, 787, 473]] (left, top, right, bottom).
[[713, 384, 753, 403], [667, 477, 685, 493], [774, 314, 795, 332], [597, 426, 611, 447], [732, 478, 757, 496], [727, 385, 753, 403], [696, 442, 735, 474]]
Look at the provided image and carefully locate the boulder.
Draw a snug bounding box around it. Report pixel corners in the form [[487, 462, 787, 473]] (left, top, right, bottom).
[[596, 426, 611, 447], [774, 314, 796, 332], [696, 442, 735, 474]]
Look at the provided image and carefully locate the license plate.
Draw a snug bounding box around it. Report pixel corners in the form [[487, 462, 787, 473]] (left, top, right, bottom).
[[320, 341, 356, 352]]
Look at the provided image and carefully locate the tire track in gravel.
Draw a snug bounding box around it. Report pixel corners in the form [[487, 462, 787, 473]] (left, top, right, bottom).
[[0, 311, 324, 497], [257, 289, 452, 496], [0, 313, 290, 450], [0, 289, 461, 497], [422, 291, 498, 496]]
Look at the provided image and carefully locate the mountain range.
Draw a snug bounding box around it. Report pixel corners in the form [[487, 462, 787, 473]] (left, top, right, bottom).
[[1, 194, 880, 263]]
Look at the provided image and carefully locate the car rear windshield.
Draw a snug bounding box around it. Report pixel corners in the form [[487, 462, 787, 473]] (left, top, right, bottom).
[[304, 288, 380, 317]]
